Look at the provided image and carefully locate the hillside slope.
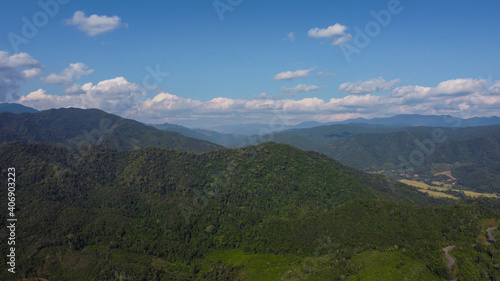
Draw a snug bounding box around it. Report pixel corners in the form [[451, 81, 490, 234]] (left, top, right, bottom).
[[0, 108, 223, 153], [0, 142, 498, 280]]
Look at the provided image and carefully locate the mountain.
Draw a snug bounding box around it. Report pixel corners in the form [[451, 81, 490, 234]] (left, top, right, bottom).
[[333, 114, 500, 128], [0, 102, 38, 113], [152, 114, 500, 149], [206, 122, 280, 135], [1, 141, 498, 280], [152, 122, 246, 147], [0, 108, 223, 153], [327, 125, 500, 193], [238, 123, 500, 193]]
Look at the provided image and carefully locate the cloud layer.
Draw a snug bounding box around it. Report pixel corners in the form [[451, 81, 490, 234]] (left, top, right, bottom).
[[20, 77, 144, 115], [16, 76, 500, 127], [7, 52, 500, 128]]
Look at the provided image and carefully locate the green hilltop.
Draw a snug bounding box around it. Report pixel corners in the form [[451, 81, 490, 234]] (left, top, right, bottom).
[[0, 141, 498, 280]]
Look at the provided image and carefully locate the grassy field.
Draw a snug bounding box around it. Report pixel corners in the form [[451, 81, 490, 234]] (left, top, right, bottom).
[[416, 189, 459, 200], [400, 180, 498, 199], [204, 249, 302, 281], [204, 249, 443, 281], [345, 251, 442, 281], [433, 170, 456, 180]]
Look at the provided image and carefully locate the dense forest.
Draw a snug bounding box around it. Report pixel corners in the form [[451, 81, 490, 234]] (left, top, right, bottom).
[[228, 124, 500, 194], [0, 108, 223, 152], [0, 141, 498, 280]]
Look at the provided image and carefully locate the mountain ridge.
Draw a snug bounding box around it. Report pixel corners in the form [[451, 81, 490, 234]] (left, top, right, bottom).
[[0, 107, 223, 153]]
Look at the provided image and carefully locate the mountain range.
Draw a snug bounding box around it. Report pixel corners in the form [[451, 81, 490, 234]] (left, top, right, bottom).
[[193, 114, 500, 135], [1, 105, 499, 280], [0, 103, 38, 114], [0, 107, 223, 153], [1, 141, 498, 280]]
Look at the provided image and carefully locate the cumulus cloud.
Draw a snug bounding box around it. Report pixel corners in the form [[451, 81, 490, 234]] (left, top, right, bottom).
[[387, 78, 500, 117], [65, 11, 127, 36], [273, 68, 314, 81], [0, 51, 42, 101], [287, 32, 296, 42], [339, 77, 401, 94], [280, 84, 322, 96], [433, 78, 489, 95], [19, 77, 144, 114], [132, 78, 500, 126], [41, 63, 94, 86], [15, 75, 500, 127], [489, 81, 500, 94], [41, 63, 94, 95], [253, 92, 283, 100], [308, 23, 352, 45]]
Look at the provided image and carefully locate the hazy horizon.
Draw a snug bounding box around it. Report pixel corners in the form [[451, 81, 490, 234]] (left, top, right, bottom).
[[1, 0, 500, 128]]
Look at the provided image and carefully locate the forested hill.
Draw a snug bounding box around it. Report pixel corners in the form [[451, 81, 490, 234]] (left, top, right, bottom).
[[1, 141, 499, 280], [0, 103, 38, 114], [0, 108, 223, 153], [328, 125, 500, 193]]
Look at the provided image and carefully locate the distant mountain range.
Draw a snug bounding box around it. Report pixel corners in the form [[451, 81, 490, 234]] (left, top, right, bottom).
[[0, 108, 223, 153], [330, 114, 500, 128], [152, 122, 247, 147], [2, 141, 493, 280], [1, 104, 499, 280], [0, 102, 38, 113], [196, 114, 500, 135], [2, 104, 500, 193]]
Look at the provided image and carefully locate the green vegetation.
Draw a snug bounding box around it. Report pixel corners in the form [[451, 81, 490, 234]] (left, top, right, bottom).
[[249, 124, 500, 194], [346, 251, 442, 281], [0, 141, 499, 280], [0, 108, 223, 152], [400, 180, 498, 199]]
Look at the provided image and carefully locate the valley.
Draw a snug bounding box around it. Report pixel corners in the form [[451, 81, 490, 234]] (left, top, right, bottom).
[[0, 107, 499, 280]]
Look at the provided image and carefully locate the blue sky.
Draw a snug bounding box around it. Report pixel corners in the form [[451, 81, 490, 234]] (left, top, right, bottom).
[[1, 0, 500, 128]]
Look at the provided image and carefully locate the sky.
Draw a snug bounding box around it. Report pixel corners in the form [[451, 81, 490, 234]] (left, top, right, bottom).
[[1, 0, 500, 128]]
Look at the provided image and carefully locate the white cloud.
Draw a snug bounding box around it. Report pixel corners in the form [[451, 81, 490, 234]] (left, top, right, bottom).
[[273, 68, 314, 81], [280, 84, 321, 96], [489, 81, 500, 94], [22, 68, 42, 79], [317, 71, 338, 78], [433, 78, 489, 95], [41, 63, 94, 86], [287, 32, 296, 42], [19, 89, 82, 109], [0, 51, 40, 68], [15, 75, 500, 128], [18, 77, 144, 114], [253, 92, 283, 100], [0, 51, 42, 101], [339, 77, 400, 94], [65, 11, 127, 36], [308, 23, 352, 46]]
